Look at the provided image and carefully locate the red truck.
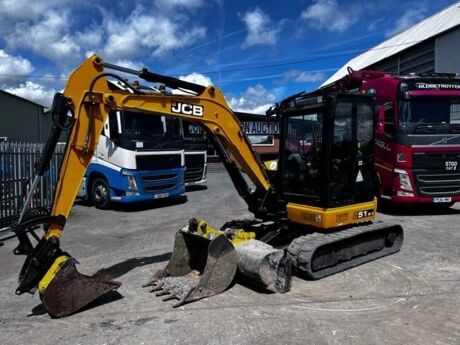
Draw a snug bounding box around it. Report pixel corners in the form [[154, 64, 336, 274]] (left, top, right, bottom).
[[326, 69, 460, 207]]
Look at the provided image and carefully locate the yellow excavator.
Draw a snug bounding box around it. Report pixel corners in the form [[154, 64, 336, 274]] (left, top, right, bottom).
[[12, 55, 403, 317]]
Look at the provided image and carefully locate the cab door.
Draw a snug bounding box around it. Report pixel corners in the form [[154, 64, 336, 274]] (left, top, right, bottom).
[[329, 97, 375, 206]]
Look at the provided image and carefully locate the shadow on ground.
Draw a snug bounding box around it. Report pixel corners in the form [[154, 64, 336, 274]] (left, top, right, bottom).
[[185, 185, 208, 192], [75, 195, 187, 212], [378, 201, 460, 216], [27, 253, 172, 318], [28, 290, 124, 318], [95, 252, 172, 279]]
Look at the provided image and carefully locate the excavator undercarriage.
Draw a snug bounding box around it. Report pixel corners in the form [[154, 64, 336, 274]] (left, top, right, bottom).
[[11, 55, 403, 317]]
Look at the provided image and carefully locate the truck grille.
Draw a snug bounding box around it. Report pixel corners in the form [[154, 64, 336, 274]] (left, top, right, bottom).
[[185, 154, 205, 183], [144, 183, 177, 192], [136, 154, 181, 170], [413, 151, 460, 169], [414, 172, 460, 196], [142, 173, 177, 182], [140, 172, 179, 194]]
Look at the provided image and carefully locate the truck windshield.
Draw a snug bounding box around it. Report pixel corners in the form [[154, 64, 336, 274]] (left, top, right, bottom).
[[399, 97, 460, 128], [182, 121, 207, 150], [183, 121, 205, 139], [121, 111, 165, 138]]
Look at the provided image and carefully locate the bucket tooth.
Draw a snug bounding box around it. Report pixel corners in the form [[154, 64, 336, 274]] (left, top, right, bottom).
[[156, 289, 170, 297], [162, 294, 179, 302], [142, 281, 154, 288], [149, 285, 164, 293], [40, 257, 120, 318]]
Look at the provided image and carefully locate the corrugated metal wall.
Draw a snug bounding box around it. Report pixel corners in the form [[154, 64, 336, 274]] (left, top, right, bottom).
[[367, 39, 435, 75], [0, 91, 56, 142], [435, 26, 460, 73], [0, 92, 43, 141], [362, 26, 460, 76]]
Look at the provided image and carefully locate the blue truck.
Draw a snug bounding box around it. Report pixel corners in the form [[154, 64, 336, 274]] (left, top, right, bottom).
[[77, 109, 185, 208]]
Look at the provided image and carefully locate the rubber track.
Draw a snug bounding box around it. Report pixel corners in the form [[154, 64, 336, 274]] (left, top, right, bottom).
[[287, 221, 403, 280]]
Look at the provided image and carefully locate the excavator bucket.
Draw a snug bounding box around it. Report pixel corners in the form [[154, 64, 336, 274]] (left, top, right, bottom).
[[146, 230, 238, 307], [146, 219, 293, 306], [39, 257, 121, 318]]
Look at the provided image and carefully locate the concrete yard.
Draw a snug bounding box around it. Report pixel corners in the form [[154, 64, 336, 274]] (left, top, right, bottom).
[[0, 170, 459, 345]]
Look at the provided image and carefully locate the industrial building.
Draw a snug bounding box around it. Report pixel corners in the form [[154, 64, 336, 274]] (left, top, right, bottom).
[[0, 90, 52, 142], [324, 2, 460, 85], [206, 112, 280, 161]]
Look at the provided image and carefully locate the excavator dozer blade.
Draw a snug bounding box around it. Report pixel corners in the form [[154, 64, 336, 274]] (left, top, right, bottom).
[[146, 231, 238, 307], [40, 257, 121, 318]]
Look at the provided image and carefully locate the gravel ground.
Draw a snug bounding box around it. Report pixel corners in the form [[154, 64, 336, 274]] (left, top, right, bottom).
[[0, 169, 459, 345]]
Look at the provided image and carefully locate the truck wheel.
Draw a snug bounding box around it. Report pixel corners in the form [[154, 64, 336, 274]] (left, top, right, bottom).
[[91, 178, 111, 209]]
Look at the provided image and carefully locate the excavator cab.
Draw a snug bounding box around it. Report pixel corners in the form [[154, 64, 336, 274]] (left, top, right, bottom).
[[268, 92, 403, 280], [278, 93, 377, 209]]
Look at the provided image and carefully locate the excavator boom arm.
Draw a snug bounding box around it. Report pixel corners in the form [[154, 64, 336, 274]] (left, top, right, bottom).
[[47, 55, 272, 238]]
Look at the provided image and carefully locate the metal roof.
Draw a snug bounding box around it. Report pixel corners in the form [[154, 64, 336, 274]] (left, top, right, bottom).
[[0, 89, 46, 109], [322, 2, 460, 86]]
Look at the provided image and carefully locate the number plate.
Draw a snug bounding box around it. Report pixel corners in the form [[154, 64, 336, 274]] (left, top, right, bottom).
[[445, 161, 458, 171], [154, 193, 169, 199], [433, 197, 452, 203]]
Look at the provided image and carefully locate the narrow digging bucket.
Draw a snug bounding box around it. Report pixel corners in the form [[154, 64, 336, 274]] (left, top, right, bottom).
[[147, 230, 238, 307], [40, 257, 121, 318]]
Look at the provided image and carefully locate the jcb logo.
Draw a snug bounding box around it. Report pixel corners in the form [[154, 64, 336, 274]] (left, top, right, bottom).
[[171, 102, 203, 117]]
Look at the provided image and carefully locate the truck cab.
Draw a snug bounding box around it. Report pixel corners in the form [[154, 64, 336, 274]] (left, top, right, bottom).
[[181, 121, 207, 187], [77, 109, 185, 208], [358, 72, 460, 205]]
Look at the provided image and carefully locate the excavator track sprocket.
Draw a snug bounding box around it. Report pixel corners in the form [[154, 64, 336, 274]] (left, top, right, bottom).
[[287, 221, 403, 280]]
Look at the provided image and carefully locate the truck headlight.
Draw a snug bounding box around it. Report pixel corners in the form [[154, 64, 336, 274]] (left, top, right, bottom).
[[122, 170, 139, 191], [395, 168, 413, 192]]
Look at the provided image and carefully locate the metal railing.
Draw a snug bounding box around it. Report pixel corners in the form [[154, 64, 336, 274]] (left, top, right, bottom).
[[0, 140, 65, 230]]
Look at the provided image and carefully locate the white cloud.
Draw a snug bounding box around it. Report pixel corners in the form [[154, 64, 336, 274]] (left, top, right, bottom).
[[5, 10, 80, 62], [0, 50, 34, 84], [179, 72, 213, 86], [4, 81, 56, 107], [75, 26, 104, 53], [103, 8, 207, 60], [171, 72, 212, 95], [228, 84, 277, 114], [241, 7, 283, 48], [112, 60, 144, 71], [385, 8, 426, 37], [301, 0, 355, 32], [0, 0, 72, 20], [281, 69, 325, 83]]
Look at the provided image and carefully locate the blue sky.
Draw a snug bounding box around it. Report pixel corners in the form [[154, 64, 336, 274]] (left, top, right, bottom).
[[0, 0, 457, 111]]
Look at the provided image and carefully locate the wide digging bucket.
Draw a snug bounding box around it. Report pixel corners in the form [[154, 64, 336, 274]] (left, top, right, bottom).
[[40, 257, 121, 318], [146, 230, 238, 307]]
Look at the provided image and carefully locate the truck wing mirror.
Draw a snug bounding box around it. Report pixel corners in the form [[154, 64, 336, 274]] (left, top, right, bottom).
[[377, 105, 385, 134]]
